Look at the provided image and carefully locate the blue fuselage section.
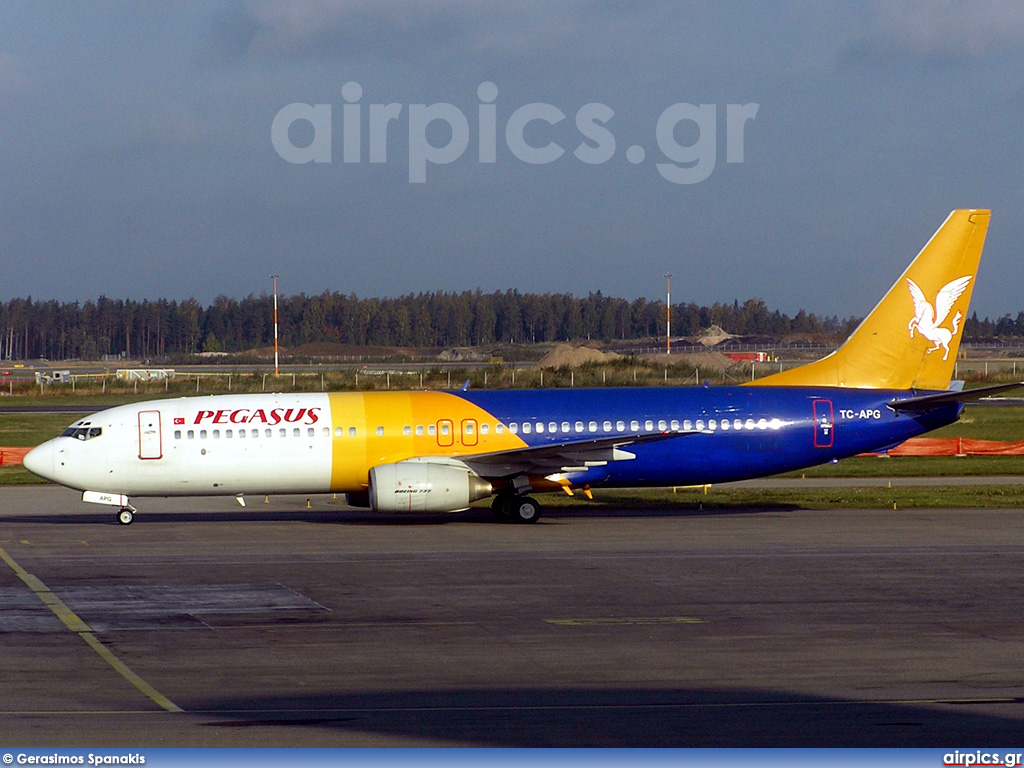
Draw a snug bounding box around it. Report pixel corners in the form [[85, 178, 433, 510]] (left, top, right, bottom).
[[459, 386, 959, 487]]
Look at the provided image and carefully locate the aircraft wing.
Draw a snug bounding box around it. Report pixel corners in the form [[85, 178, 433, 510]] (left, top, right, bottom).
[[462, 430, 693, 478]]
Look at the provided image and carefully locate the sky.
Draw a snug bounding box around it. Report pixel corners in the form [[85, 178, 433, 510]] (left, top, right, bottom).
[[1, 0, 1023, 319]]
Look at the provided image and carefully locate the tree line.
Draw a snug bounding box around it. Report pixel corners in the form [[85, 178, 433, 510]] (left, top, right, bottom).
[[0, 291, 1020, 361]]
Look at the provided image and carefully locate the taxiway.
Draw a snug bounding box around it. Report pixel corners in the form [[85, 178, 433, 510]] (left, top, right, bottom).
[[1, 486, 1022, 746]]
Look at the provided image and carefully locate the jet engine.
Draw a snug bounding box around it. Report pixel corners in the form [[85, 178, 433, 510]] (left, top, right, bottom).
[[368, 461, 492, 513]]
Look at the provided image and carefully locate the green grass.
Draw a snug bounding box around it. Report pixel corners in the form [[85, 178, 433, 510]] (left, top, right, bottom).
[[0, 413, 80, 447], [0, 466, 47, 485], [783, 455, 1024, 478], [929, 405, 1024, 441]]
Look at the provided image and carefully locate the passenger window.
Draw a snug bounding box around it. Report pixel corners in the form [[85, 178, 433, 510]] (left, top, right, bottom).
[[377, 426, 385, 436], [670, 420, 679, 431], [335, 427, 343, 437], [683, 420, 692, 430], [708, 420, 717, 431], [349, 427, 357, 437], [644, 420, 654, 431], [279, 428, 286, 438], [535, 423, 544, 434], [658, 420, 668, 431], [603, 421, 613, 432], [745, 419, 756, 430], [308, 428, 315, 437], [239, 429, 246, 439], [427, 425, 436, 436], [403, 426, 411, 436], [213, 430, 220, 439], [226, 430, 233, 439], [522, 423, 532, 434], [616, 421, 625, 432], [496, 424, 504, 434], [200, 430, 208, 439], [630, 420, 640, 431], [416, 425, 424, 436], [735, 419, 743, 430], [264, 429, 271, 438], [174, 430, 182, 440], [696, 420, 705, 431], [561, 422, 570, 433], [510, 423, 519, 434], [322, 427, 329, 437], [480, 424, 489, 435], [548, 422, 558, 433], [721, 420, 730, 431], [187, 430, 195, 439]]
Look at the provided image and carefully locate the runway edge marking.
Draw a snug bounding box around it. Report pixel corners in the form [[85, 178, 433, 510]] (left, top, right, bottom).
[[0, 545, 183, 714]]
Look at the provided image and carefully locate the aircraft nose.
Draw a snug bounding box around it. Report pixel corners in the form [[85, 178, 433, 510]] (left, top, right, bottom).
[[22, 441, 55, 481]]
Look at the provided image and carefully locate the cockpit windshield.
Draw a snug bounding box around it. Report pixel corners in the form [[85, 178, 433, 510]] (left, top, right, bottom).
[[60, 422, 102, 441]]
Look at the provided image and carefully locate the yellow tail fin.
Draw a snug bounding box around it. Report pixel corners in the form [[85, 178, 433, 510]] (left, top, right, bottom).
[[749, 209, 990, 390]]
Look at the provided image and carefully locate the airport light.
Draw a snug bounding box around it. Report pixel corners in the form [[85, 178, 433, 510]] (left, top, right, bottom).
[[664, 272, 672, 355], [271, 275, 280, 376]]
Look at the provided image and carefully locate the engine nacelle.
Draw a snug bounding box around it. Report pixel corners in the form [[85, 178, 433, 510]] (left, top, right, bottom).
[[369, 461, 493, 513]]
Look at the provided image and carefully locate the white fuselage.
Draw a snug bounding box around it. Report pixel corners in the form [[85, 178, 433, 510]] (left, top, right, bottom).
[[30, 395, 335, 497]]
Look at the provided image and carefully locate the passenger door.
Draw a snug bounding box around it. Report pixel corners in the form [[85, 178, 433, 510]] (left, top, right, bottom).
[[138, 410, 163, 460]]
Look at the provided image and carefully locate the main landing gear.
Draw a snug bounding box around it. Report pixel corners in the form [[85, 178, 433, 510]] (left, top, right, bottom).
[[491, 494, 541, 524]]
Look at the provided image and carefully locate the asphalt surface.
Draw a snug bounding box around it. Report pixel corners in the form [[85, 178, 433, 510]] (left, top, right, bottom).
[[1, 486, 1023, 747]]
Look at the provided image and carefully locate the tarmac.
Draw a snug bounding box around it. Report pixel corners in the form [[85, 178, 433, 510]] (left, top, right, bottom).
[[1, 485, 1023, 747]]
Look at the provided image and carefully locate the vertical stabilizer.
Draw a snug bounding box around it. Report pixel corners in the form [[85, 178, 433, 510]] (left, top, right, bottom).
[[749, 209, 990, 390]]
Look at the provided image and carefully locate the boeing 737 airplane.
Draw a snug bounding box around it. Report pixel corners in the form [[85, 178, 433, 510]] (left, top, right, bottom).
[[23, 210, 1018, 525]]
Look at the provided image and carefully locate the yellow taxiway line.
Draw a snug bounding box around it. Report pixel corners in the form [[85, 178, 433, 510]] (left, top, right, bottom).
[[0, 545, 183, 714]]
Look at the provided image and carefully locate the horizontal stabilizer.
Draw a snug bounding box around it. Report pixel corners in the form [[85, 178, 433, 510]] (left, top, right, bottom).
[[887, 382, 1024, 412]]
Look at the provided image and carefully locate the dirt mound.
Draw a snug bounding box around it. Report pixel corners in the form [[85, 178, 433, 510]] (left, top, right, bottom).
[[438, 348, 486, 362], [695, 325, 735, 347], [537, 344, 622, 369]]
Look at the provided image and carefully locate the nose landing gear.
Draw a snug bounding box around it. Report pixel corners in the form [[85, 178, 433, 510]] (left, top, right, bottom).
[[117, 504, 137, 525], [81, 492, 138, 526]]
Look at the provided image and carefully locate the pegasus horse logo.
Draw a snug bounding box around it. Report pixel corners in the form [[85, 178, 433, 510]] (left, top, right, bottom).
[[907, 276, 972, 361]]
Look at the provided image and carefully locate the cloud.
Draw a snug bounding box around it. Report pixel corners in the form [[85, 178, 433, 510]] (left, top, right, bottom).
[[846, 0, 1024, 67], [206, 0, 675, 64]]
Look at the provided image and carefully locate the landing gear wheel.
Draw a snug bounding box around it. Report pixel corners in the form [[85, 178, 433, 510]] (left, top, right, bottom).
[[117, 508, 134, 526], [510, 496, 541, 524], [491, 495, 512, 520]]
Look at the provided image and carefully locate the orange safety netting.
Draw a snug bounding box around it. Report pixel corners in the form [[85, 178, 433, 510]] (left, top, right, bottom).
[[864, 437, 1024, 457], [0, 447, 31, 466]]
